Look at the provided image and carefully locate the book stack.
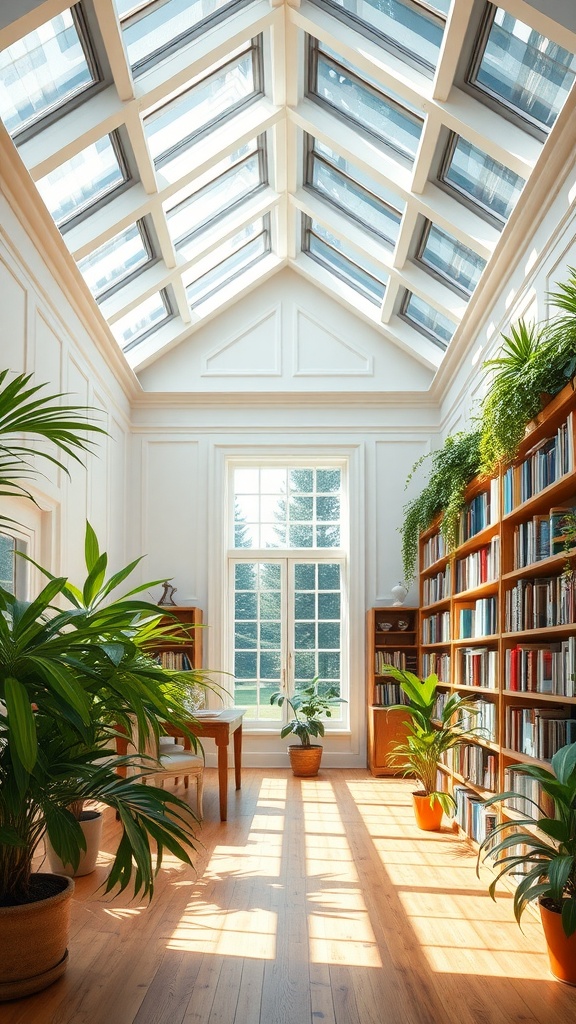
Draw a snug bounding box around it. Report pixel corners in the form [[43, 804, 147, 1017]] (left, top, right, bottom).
[[505, 705, 576, 759], [422, 610, 451, 643], [458, 697, 496, 740], [155, 651, 193, 670], [446, 743, 497, 790], [455, 536, 500, 592], [374, 649, 417, 675], [458, 647, 498, 688], [503, 768, 554, 818], [505, 576, 576, 630], [458, 597, 497, 638], [373, 681, 410, 707], [505, 639, 575, 696], [422, 532, 446, 569], [513, 506, 576, 567], [503, 412, 574, 512], [453, 785, 498, 844], [422, 563, 452, 604], [421, 651, 451, 682]]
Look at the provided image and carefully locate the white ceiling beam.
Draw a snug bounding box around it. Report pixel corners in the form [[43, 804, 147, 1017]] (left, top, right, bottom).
[[433, 0, 475, 103], [380, 278, 401, 324], [92, 0, 135, 102], [440, 87, 540, 178], [410, 109, 444, 195], [20, 86, 126, 177], [169, 276, 193, 326], [393, 205, 421, 271]]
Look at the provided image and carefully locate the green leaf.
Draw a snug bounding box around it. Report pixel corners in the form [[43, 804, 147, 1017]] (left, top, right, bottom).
[[84, 521, 100, 574], [561, 899, 576, 938], [551, 743, 576, 786], [4, 676, 37, 772]]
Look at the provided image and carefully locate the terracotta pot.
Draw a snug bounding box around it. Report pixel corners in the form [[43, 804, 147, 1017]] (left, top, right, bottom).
[[412, 791, 443, 831], [0, 873, 74, 1001], [288, 744, 323, 777], [46, 809, 103, 877], [539, 899, 576, 985]]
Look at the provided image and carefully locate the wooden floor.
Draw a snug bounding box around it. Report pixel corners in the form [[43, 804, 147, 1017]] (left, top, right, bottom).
[[2, 769, 575, 1024]]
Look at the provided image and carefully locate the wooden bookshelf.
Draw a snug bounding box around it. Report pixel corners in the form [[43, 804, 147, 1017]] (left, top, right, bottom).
[[417, 380, 576, 845], [152, 606, 203, 671], [366, 606, 418, 776]]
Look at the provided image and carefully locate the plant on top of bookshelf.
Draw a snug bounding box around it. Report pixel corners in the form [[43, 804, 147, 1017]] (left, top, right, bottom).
[[477, 742, 576, 984], [382, 667, 484, 831], [401, 429, 482, 584]]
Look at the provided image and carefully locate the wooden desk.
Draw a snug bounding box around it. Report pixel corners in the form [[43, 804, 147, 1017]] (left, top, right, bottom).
[[167, 708, 245, 822]]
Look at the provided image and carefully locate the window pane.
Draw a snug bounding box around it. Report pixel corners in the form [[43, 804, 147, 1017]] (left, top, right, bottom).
[[0, 533, 15, 591], [312, 46, 422, 158], [122, 0, 249, 71], [111, 291, 170, 349], [317, 469, 340, 493], [0, 9, 97, 136], [309, 0, 444, 70], [167, 149, 263, 245], [472, 9, 576, 130], [442, 136, 525, 221], [404, 292, 455, 347], [36, 134, 127, 227], [419, 223, 486, 294], [144, 47, 257, 163], [78, 222, 151, 299], [185, 220, 269, 307], [310, 154, 401, 245], [313, 139, 406, 214], [306, 220, 387, 305]]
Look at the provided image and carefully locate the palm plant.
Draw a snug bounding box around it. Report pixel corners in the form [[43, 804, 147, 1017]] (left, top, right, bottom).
[[0, 369, 103, 512], [0, 522, 209, 905], [382, 667, 483, 815]]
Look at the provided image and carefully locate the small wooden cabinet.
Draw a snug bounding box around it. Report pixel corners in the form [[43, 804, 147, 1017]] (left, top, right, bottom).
[[152, 606, 203, 670], [366, 607, 418, 776]]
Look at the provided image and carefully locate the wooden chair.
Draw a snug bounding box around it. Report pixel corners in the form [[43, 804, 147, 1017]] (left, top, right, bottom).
[[127, 719, 204, 818]]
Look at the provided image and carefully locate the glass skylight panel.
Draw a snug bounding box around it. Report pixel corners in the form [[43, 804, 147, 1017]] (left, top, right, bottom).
[[305, 218, 388, 305], [0, 8, 97, 137], [418, 223, 486, 295], [144, 43, 259, 170], [120, 0, 251, 74], [307, 139, 403, 246], [470, 9, 576, 131], [403, 292, 455, 347], [35, 133, 128, 228], [186, 218, 270, 307], [111, 290, 171, 349], [310, 43, 422, 160], [167, 143, 264, 250], [309, 0, 444, 72], [77, 222, 152, 299], [441, 136, 525, 222]]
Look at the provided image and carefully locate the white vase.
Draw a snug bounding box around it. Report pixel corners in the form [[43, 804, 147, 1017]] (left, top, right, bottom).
[[46, 810, 103, 877]]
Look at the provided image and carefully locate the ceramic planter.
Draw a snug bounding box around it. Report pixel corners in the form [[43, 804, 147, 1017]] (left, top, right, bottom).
[[46, 809, 103, 877], [0, 873, 74, 1001], [412, 791, 443, 831], [539, 899, 576, 985], [288, 744, 323, 777]]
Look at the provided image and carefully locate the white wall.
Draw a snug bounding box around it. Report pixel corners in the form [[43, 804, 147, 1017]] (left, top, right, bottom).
[[0, 154, 132, 585]]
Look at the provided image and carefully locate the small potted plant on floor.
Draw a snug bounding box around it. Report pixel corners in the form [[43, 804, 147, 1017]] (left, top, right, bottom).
[[382, 667, 483, 830], [270, 678, 346, 777], [477, 742, 576, 985]]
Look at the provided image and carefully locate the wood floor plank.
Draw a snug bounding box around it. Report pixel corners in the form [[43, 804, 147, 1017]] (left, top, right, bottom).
[[2, 770, 576, 1024]]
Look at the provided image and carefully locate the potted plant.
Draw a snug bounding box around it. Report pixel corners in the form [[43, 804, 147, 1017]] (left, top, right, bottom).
[[0, 371, 209, 999], [477, 742, 576, 985], [382, 667, 483, 830], [270, 679, 346, 777]]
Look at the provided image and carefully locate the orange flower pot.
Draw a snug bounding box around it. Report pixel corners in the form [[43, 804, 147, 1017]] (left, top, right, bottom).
[[539, 899, 576, 985], [412, 791, 443, 831]]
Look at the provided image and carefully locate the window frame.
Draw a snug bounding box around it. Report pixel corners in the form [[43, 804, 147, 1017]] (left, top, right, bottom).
[[302, 215, 387, 306], [118, 287, 174, 351], [415, 219, 486, 297], [186, 214, 271, 309], [399, 289, 454, 349], [437, 131, 524, 228], [79, 217, 157, 302]]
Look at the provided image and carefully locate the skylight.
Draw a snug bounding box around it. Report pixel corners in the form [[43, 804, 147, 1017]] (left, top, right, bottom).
[[0, 0, 573, 371]]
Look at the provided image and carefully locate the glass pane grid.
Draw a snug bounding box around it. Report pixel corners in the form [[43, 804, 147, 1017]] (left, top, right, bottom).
[[305, 218, 387, 306], [36, 132, 128, 228], [418, 221, 486, 295], [168, 147, 265, 246], [233, 467, 342, 550], [402, 290, 455, 348], [441, 134, 525, 223], [293, 562, 343, 709], [122, 0, 253, 73], [111, 289, 171, 349], [185, 217, 270, 307], [78, 221, 152, 300], [308, 149, 402, 246], [233, 561, 283, 721]]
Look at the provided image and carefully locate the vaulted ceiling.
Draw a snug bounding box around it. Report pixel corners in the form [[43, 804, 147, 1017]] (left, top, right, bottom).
[[0, 0, 575, 376]]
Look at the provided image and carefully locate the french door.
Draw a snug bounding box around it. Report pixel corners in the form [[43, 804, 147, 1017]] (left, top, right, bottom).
[[231, 556, 346, 725]]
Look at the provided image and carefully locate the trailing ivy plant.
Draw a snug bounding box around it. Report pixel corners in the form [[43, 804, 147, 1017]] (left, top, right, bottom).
[[400, 428, 482, 584]]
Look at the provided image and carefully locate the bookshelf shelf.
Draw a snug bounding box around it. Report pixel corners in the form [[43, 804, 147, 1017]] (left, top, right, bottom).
[[366, 606, 418, 776], [415, 381, 576, 846]]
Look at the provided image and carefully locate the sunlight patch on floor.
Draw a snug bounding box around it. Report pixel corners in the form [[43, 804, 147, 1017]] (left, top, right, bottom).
[[168, 902, 277, 958]]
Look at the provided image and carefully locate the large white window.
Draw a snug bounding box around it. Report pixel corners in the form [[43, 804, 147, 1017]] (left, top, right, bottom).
[[0, 531, 28, 598], [227, 463, 348, 728]]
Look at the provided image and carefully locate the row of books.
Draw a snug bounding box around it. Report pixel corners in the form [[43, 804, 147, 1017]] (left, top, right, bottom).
[[457, 647, 498, 689], [512, 507, 576, 568], [504, 705, 576, 760], [421, 651, 451, 682], [374, 650, 417, 676], [504, 575, 576, 631], [458, 597, 497, 639], [457, 479, 500, 544], [455, 537, 500, 593], [503, 767, 554, 818], [435, 692, 496, 740], [422, 531, 446, 570], [154, 651, 194, 670], [373, 682, 409, 707], [421, 610, 451, 644], [443, 743, 498, 791], [453, 785, 497, 845], [503, 413, 574, 512], [422, 564, 451, 605], [505, 638, 576, 696]]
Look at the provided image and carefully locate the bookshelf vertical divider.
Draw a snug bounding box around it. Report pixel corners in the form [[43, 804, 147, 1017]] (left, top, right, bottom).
[[415, 379, 576, 843]]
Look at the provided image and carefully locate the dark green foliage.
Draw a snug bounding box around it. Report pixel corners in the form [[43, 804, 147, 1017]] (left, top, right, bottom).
[[269, 678, 346, 747], [400, 429, 482, 583], [477, 743, 576, 937]]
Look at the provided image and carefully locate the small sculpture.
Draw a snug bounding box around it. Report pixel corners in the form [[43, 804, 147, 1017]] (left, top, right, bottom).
[[397, 620, 409, 631], [158, 581, 178, 606], [377, 621, 393, 632]]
